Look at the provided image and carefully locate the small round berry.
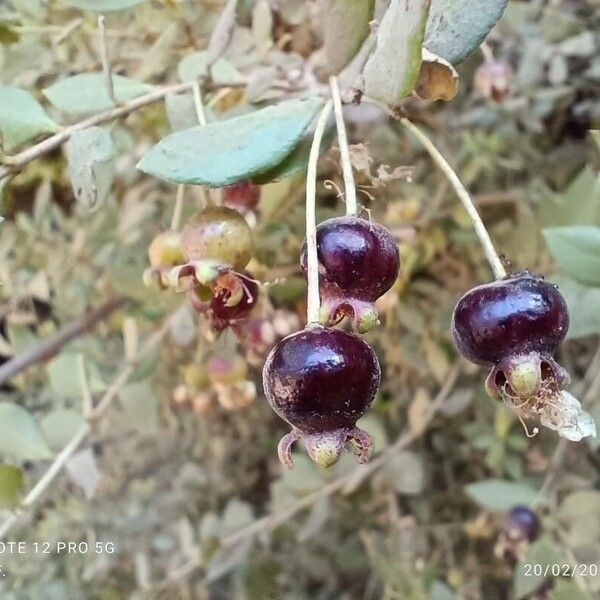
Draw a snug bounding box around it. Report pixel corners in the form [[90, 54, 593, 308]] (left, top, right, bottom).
[[452, 271, 569, 367], [504, 505, 540, 543], [148, 230, 185, 269], [300, 216, 400, 331], [181, 206, 253, 271], [263, 326, 380, 467], [222, 181, 261, 212]]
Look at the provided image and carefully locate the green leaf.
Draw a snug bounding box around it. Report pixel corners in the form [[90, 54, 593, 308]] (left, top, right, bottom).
[[66, 127, 116, 209], [552, 275, 600, 339], [0, 402, 52, 461], [544, 226, 600, 286], [0, 464, 24, 508], [538, 167, 600, 227], [138, 97, 325, 186], [363, 0, 430, 105], [465, 478, 538, 511], [40, 408, 85, 452], [44, 73, 153, 114], [61, 0, 147, 12], [319, 0, 375, 75], [251, 126, 335, 184], [425, 0, 509, 64], [0, 86, 58, 152], [513, 536, 562, 598], [47, 353, 106, 401], [178, 51, 243, 83]]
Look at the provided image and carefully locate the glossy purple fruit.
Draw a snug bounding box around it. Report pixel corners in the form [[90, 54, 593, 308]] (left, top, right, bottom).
[[452, 271, 570, 402], [188, 272, 259, 331], [504, 505, 540, 543], [263, 325, 380, 468], [222, 181, 260, 212], [300, 216, 400, 332]]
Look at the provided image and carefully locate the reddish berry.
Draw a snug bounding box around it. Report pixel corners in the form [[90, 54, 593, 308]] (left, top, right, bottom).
[[452, 271, 568, 367], [263, 325, 380, 468], [222, 181, 260, 212], [451, 272, 583, 438], [504, 506, 540, 543], [300, 216, 400, 332], [181, 206, 253, 272], [188, 272, 259, 331]]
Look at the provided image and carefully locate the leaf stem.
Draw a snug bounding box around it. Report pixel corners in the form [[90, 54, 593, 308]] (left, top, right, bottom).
[[400, 118, 507, 279], [170, 184, 185, 230], [329, 76, 357, 216], [192, 82, 208, 127], [306, 100, 333, 324], [98, 16, 115, 105]]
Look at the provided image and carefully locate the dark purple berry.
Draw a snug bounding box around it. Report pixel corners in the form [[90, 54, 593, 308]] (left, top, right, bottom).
[[262, 325, 380, 467], [452, 271, 570, 399], [452, 271, 568, 367], [222, 181, 260, 212], [504, 505, 540, 543], [300, 216, 400, 332]]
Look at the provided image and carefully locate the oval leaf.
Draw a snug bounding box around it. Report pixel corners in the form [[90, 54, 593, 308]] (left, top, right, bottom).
[[319, 0, 375, 75], [44, 73, 153, 114], [465, 478, 538, 511], [137, 97, 325, 186], [61, 0, 147, 12], [0, 86, 58, 152], [544, 226, 600, 286], [363, 0, 430, 105], [425, 0, 509, 64], [0, 402, 52, 461], [65, 126, 116, 209]]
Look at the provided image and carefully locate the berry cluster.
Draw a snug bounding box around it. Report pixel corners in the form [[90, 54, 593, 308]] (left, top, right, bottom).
[[264, 214, 401, 468], [144, 182, 262, 333]]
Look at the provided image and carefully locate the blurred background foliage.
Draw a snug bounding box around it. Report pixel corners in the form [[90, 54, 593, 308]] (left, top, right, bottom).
[[0, 0, 599, 598]]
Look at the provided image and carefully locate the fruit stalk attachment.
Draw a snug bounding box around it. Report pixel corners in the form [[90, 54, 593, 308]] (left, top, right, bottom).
[[400, 118, 506, 280], [329, 76, 358, 216], [305, 100, 333, 324]]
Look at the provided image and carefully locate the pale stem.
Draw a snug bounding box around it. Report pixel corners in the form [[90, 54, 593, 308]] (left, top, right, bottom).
[[306, 100, 334, 324], [480, 41, 495, 63], [98, 16, 115, 104], [171, 184, 185, 230], [192, 82, 208, 127], [400, 118, 507, 280], [329, 76, 357, 215]]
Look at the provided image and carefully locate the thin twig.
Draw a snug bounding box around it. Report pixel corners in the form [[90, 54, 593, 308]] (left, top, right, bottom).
[[0, 324, 169, 540], [157, 363, 460, 588], [329, 76, 357, 215], [0, 297, 125, 386], [400, 118, 507, 280], [98, 16, 115, 104], [0, 79, 246, 183], [305, 100, 333, 324], [192, 83, 208, 127], [171, 184, 185, 230]]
